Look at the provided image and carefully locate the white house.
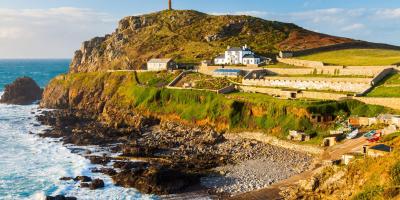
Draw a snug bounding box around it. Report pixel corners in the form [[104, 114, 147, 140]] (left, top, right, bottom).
[[214, 45, 261, 65], [147, 58, 174, 71]]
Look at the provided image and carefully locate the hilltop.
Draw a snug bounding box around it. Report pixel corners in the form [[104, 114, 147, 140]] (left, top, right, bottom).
[[70, 10, 354, 72]]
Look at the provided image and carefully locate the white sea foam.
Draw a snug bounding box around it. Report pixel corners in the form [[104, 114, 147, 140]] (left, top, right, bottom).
[[0, 103, 158, 200]]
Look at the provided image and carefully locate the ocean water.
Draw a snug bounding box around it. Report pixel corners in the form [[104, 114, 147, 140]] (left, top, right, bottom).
[[0, 60, 155, 200]]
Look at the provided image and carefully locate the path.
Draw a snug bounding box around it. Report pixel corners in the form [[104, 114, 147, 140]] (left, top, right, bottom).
[[228, 137, 368, 200]]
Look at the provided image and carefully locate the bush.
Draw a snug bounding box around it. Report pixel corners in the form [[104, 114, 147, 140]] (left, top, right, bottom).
[[391, 161, 400, 185], [352, 185, 384, 200]]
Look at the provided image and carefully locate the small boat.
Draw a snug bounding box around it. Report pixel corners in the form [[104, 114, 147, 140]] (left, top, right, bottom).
[[346, 129, 359, 139]]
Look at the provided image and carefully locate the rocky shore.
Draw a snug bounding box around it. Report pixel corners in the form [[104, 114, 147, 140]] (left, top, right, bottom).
[[36, 109, 314, 198]]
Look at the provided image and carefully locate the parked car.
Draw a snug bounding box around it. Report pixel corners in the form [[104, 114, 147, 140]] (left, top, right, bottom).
[[346, 129, 359, 139], [367, 133, 381, 143], [363, 130, 376, 138]]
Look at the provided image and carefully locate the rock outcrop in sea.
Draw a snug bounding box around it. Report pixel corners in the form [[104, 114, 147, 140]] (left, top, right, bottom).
[[0, 77, 43, 105]]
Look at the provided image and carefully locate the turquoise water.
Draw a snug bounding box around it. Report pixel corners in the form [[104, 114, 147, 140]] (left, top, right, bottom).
[[0, 60, 155, 200], [0, 59, 70, 89]]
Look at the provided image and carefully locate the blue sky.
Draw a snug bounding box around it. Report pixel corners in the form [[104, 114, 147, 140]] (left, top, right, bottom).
[[1, 0, 400, 58]]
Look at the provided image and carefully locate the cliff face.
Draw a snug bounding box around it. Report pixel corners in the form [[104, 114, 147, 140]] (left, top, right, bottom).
[[70, 10, 353, 73]]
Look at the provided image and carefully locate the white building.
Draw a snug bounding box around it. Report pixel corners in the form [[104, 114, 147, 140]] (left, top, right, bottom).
[[214, 45, 261, 65], [147, 58, 174, 71]]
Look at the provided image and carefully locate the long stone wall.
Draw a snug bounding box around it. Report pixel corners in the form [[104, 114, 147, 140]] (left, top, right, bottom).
[[242, 77, 372, 93], [266, 65, 396, 77], [355, 97, 400, 111], [238, 85, 348, 100], [277, 57, 324, 68]]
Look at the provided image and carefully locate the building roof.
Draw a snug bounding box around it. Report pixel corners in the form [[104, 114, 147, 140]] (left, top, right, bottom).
[[370, 144, 392, 152], [243, 54, 261, 59], [214, 68, 243, 73], [147, 58, 172, 64], [227, 47, 243, 51]]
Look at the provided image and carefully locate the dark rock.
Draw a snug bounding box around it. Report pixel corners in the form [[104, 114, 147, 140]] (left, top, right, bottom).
[[74, 176, 92, 182], [113, 161, 149, 171], [46, 195, 77, 200], [91, 168, 117, 176], [59, 177, 73, 181], [112, 165, 198, 195], [80, 182, 90, 188], [0, 77, 42, 105], [90, 179, 105, 190], [86, 155, 111, 165]]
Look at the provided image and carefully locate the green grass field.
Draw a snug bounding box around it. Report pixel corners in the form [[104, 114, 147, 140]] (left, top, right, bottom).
[[297, 49, 400, 66], [367, 73, 400, 97]]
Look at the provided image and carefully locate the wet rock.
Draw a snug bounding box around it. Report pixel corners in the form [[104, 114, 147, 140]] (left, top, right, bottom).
[[59, 177, 73, 181], [86, 155, 111, 165], [74, 176, 92, 182], [46, 195, 77, 200], [90, 179, 105, 190], [0, 77, 43, 105], [113, 165, 198, 195], [91, 168, 117, 176]]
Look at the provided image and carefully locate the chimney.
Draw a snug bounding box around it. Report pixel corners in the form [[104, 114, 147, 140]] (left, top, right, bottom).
[[168, 0, 172, 10], [244, 44, 248, 49]]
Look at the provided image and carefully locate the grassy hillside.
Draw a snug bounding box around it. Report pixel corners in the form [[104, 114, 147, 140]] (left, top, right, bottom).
[[297, 49, 400, 66], [43, 72, 394, 142], [70, 10, 354, 72], [367, 72, 400, 97]]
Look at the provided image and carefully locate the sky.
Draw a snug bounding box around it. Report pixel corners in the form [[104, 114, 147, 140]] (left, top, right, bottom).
[[1, 0, 400, 58]]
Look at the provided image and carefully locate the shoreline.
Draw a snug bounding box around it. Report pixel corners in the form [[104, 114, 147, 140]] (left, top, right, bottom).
[[35, 108, 316, 199]]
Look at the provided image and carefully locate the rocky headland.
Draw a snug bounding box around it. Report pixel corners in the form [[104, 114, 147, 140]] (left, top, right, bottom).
[[0, 77, 42, 105], [36, 109, 313, 196], [35, 9, 381, 199]]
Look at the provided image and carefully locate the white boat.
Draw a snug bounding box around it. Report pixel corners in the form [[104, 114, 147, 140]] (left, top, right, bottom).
[[346, 129, 359, 139]]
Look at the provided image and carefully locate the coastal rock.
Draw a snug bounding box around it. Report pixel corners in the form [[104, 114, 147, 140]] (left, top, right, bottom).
[[0, 77, 42, 105], [90, 179, 105, 190], [46, 195, 77, 200], [86, 155, 111, 165], [59, 177, 73, 181], [74, 176, 92, 182], [91, 168, 117, 176], [113, 165, 198, 195]]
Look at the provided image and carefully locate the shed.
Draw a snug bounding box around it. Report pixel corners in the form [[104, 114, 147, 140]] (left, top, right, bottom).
[[147, 58, 174, 71], [287, 130, 310, 141], [341, 154, 355, 165], [392, 116, 400, 127], [364, 144, 392, 157], [322, 137, 336, 147], [279, 51, 294, 58]]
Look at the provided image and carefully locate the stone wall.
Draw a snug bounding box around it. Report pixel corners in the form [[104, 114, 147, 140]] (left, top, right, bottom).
[[354, 97, 400, 111], [238, 85, 348, 100], [242, 77, 372, 93], [277, 57, 324, 68], [266, 66, 396, 77], [239, 86, 400, 111]]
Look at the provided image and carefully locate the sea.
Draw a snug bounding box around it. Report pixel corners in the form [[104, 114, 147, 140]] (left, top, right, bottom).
[[0, 59, 156, 200]]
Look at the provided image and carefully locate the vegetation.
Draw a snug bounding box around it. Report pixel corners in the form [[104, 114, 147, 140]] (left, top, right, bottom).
[[297, 49, 400, 66], [367, 72, 400, 97], [175, 72, 232, 90], [265, 62, 305, 68], [73, 9, 355, 72], [49, 72, 395, 143], [136, 71, 178, 87]]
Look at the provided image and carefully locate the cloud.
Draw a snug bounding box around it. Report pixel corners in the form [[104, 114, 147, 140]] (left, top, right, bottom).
[[0, 7, 117, 58], [375, 8, 400, 19], [340, 23, 365, 32]]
